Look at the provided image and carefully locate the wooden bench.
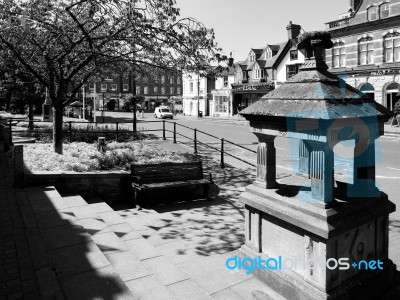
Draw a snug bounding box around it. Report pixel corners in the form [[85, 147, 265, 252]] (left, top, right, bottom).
[[131, 161, 213, 209]]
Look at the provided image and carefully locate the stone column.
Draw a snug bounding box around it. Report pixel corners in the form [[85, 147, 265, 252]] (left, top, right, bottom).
[[255, 135, 277, 189], [351, 138, 379, 197], [308, 142, 334, 202], [298, 139, 310, 177]]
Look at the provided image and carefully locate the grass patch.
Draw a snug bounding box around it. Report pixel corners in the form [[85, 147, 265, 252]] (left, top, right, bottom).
[[24, 142, 198, 172]]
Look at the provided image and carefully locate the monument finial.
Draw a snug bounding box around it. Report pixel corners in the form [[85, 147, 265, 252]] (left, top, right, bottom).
[[297, 31, 333, 70]]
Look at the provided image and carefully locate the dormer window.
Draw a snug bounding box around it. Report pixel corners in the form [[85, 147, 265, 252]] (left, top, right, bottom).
[[249, 53, 255, 62], [266, 49, 272, 59], [368, 6, 378, 21], [380, 3, 389, 18]]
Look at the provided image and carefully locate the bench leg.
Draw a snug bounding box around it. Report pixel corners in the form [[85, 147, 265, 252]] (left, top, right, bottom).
[[133, 189, 143, 211], [204, 184, 212, 201]]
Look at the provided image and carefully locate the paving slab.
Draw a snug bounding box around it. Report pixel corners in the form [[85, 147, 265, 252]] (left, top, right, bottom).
[[77, 217, 111, 235], [229, 276, 287, 300], [167, 278, 213, 300], [61, 266, 134, 300], [98, 211, 125, 226], [125, 216, 151, 230], [88, 202, 114, 213], [124, 275, 177, 300], [211, 288, 244, 300], [143, 256, 190, 286], [124, 238, 163, 261], [35, 210, 78, 229], [61, 195, 88, 208], [40, 224, 91, 250], [105, 250, 153, 282], [49, 241, 110, 278], [91, 232, 129, 255], [108, 223, 143, 241], [25, 187, 62, 202]]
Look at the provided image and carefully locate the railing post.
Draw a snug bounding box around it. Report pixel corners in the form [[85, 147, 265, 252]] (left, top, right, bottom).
[[68, 121, 72, 143], [163, 120, 166, 140], [116, 122, 119, 142], [194, 129, 197, 153], [220, 138, 225, 168], [8, 120, 13, 146], [173, 122, 176, 144]]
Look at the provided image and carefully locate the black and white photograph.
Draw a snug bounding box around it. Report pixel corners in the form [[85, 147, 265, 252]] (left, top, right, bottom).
[[1, 0, 400, 299]]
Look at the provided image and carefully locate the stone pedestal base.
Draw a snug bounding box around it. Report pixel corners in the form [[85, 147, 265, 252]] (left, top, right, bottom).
[[239, 183, 398, 300]]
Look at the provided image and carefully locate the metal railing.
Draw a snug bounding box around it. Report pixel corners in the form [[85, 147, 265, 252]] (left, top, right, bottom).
[[2, 117, 257, 168]]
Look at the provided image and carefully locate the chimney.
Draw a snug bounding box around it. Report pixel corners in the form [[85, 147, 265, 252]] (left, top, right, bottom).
[[349, 0, 362, 11], [286, 21, 301, 41], [228, 52, 234, 67]]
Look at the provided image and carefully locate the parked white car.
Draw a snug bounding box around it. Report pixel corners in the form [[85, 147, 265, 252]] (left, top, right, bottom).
[[154, 106, 173, 119]]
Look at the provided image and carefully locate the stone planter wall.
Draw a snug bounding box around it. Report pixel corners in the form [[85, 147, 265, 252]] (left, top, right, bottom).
[[24, 171, 131, 201]]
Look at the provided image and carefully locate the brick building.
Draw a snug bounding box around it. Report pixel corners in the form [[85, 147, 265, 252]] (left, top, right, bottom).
[[82, 68, 182, 113], [325, 0, 400, 111]]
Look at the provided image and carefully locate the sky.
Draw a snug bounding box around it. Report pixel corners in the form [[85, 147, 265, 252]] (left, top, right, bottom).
[[175, 0, 349, 61]]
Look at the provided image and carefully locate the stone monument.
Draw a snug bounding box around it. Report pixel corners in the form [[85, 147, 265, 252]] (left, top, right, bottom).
[[42, 88, 52, 121], [239, 31, 398, 299]]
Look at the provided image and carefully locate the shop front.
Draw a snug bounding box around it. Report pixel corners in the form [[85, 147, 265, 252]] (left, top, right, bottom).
[[231, 82, 274, 115], [211, 89, 232, 117]]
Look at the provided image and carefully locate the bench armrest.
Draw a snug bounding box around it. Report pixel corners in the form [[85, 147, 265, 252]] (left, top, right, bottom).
[[132, 176, 142, 189]]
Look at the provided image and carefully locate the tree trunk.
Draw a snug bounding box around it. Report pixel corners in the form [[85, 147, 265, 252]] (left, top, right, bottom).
[[53, 104, 64, 154]]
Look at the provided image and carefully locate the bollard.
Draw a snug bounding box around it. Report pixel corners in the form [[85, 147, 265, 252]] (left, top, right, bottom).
[[220, 138, 225, 168], [194, 129, 197, 153], [14, 145, 24, 187], [173, 122, 176, 144], [163, 120, 166, 140], [97, 137, 106, 152]]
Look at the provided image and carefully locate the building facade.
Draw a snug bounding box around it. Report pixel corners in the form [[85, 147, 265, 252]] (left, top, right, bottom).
[[182, 70, 215, 116], [210, 65, 235, 117], [232, 22, 305, 115], [325, 0, 400, 111], [82, 68, 183, 113]]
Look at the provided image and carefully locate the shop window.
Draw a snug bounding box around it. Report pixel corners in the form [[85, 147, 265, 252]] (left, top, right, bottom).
[[360, 83, 375, 100], [177, 87, 181, 94], [358, 38, 373, 65], [154, 86, 158, 94], [380, 3, 389, 18], [111, 84, 117, 91], [100, 84, 107, 91], [332, 45, 346, 67], [215, 96, 228, 113], [290, 50, 298, 61], [170, 87, 174, 94], [144, 86, 148, 94], [385, 82, 400, 111], [368, 6, 378, 21], [384, 34, 400, 62]]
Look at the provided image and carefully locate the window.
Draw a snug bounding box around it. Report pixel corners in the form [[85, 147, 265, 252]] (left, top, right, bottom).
[[161, 75, 165, 84], [177, 77, 181, 84], [189, 81, 194, 93], [143, 77, 148, 83], [170, 76, 173, 84], [136, 86, 141, 94], [249, 53, 255, 62], [368, 7, 378, 21], [286, 64, 300, 79], [177, 87, 181, 94], [223, 76, 228, 87], [332, 45, 346, 67], [101, 84, 107, 91], [380, 3, 389, 18], [154, 86, 158, 93], [170, 87, 174, 94], [123, 84, 129, 91], [89, 83, 95, 91], [384, 34, 400, 62], [290, 50, 298, 60], [144, 86, 148, 94], [266, 49, 272, 59], [111, 84, 117, 91], [358, 39, 373, 65], [161, 87, 165, 94]]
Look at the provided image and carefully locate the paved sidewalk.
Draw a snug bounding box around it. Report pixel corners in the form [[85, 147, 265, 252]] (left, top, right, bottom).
[[0, 145, 41, 299]]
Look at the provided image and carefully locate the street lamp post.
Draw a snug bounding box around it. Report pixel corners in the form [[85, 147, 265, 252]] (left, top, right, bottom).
[[197, 72, 200, 118]]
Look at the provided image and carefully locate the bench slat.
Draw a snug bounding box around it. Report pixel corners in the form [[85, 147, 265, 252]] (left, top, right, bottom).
[[136, 179, 210, 189]]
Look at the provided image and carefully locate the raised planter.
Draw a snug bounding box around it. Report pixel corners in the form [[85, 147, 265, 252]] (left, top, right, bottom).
[[24, 170, 131, 201]]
